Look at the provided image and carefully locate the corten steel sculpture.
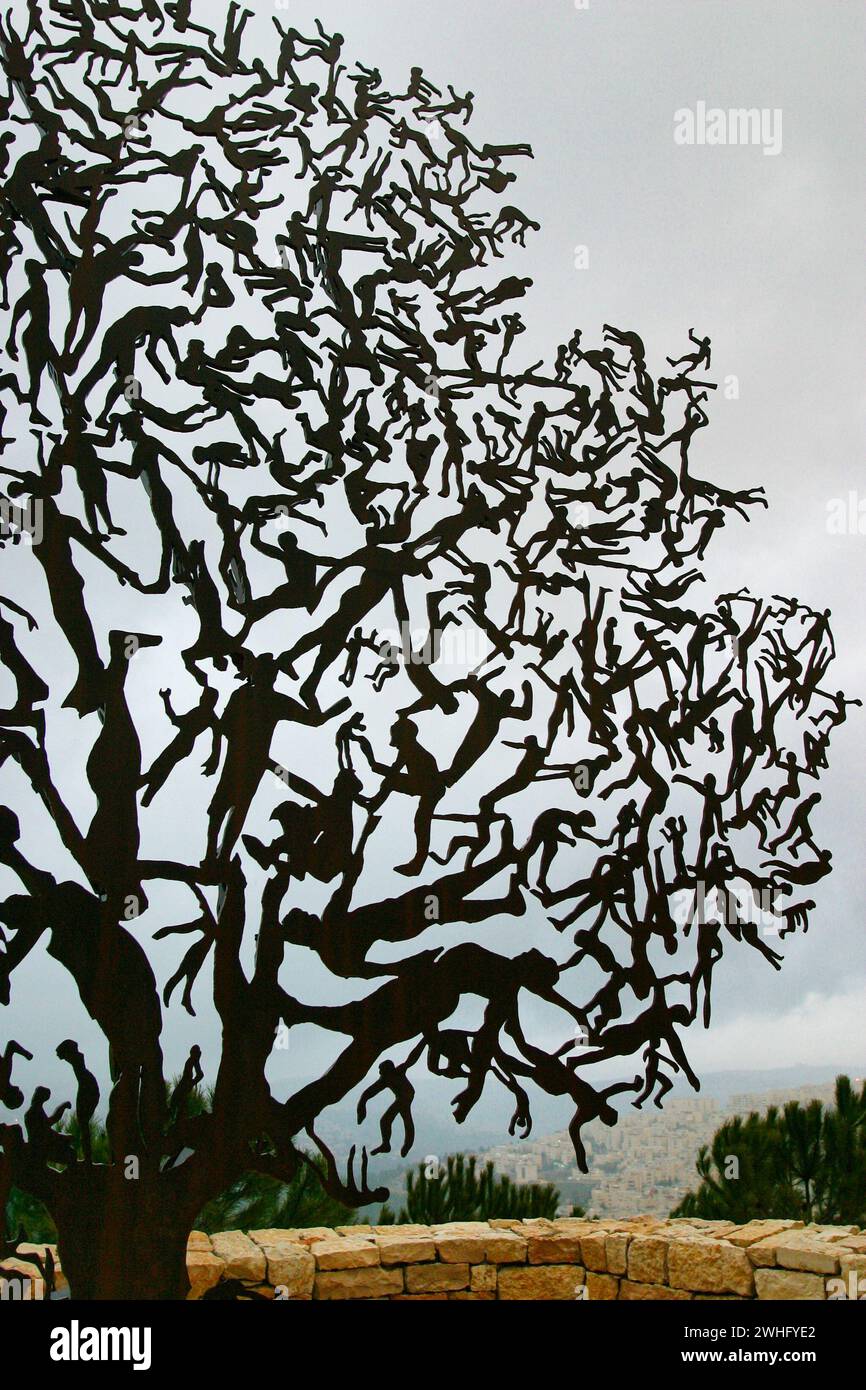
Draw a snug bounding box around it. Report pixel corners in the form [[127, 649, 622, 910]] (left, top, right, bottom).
[[0, 3, 854, 1299]]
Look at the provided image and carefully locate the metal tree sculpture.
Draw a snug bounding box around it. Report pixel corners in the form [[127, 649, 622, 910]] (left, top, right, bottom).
[[0, 3, 852, 1298]]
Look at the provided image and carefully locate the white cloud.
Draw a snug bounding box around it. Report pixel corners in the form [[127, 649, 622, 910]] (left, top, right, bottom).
[[686, 983, 866, 1073]]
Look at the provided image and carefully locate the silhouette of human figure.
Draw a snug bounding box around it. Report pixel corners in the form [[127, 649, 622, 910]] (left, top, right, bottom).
[[56, 1040, 100, 1164]]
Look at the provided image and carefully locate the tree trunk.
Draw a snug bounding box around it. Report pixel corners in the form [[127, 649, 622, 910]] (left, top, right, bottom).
[[53, 1170, 192, 1300]]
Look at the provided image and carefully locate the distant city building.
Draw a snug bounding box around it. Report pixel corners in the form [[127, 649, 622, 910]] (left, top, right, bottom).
[[474, 1081, 842, 1218]]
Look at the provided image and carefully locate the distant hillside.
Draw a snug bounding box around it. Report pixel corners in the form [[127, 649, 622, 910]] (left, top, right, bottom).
[[311, 1062, 865, 1182], [664, 1064, 865, 1102]]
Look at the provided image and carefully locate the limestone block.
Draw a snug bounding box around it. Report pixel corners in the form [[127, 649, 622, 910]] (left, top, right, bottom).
[[620, 1281, 691, 1301], [435, 1234, 487, 1263], [312, 1237, 380, 1271], [186, 1231, 213, 1253], [726, 1220, 803, 1248], [484, 1232, 527, 1264], [405, 1262, 470, 1293], [834, 1252, 866, 1300], [804, 1224, 858, 1237], [249, 1228, 301, 1247], [376, 1234, 436, 1265], [579, 1232, 608, 1271], [668, 1238, 754, 1296], [627, 1235, 668, 1284], [186, 1250, 225, 1300], [470, 1264, 498, 1293], [774, 1235, 840, 1276], [755, 1268, 825, 1300], [14, 1242, 59, 1265], [498, 1265, 585, 1300], [210, 1230, 266, 1282], [586, 1272, 619, 1300], [528, 1232, 585, 1265], [314, 1267, 404, 1300], [605, 1233, 630, 1276], [293, 1228, 337, 1246], [258, 1241, 315, 1296]]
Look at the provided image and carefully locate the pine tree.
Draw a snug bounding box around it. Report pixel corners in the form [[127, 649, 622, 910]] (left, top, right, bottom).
[[673, 1076, 866, 1224]]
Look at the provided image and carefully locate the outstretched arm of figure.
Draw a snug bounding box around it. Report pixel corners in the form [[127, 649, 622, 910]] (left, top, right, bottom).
[[0, 595, 37, 630], [672, 773, 705, 794], [159, 688, 179, 724]]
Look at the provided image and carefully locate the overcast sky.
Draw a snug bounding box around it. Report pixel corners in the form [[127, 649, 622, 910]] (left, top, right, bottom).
[[2, 0, 864, 1133], [265, 0, 866, 1074]]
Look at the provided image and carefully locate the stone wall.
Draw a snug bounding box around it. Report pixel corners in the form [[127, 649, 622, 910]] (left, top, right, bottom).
[[184, 1217, 865, 1300], [5, 1217, 862, 1299]]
